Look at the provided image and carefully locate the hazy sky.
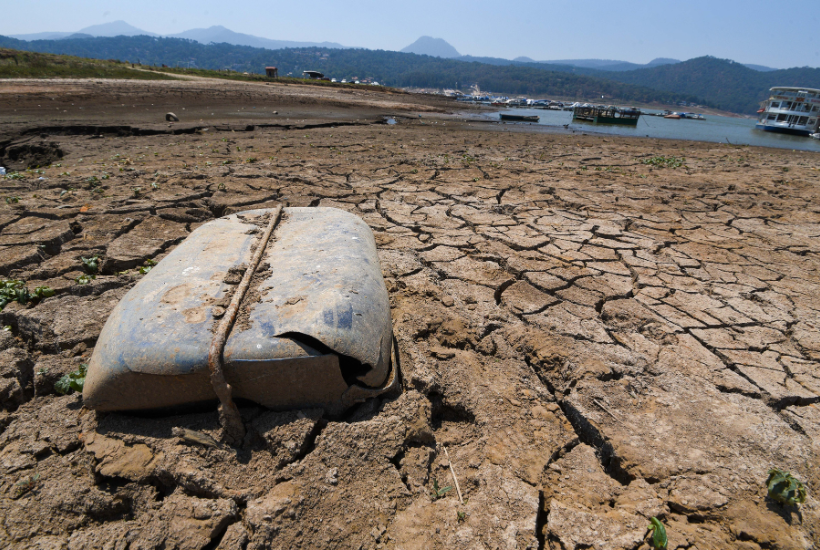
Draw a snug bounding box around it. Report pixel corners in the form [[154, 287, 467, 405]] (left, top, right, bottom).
[[4, 0, 819, 68]]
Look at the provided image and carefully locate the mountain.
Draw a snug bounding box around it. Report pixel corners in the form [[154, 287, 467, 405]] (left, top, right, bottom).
[[744, 63, 777, 72], [75, 21, 157, 37], [600, 56, 820, 113], [401, 37, 460, 58], [8, 32, 74, 41], [167, 26, 345, 49], [541, 58, 681, 72], [0, 35, 704, 107], [11, 21, 343, 50], [514, 56, 535, 62]]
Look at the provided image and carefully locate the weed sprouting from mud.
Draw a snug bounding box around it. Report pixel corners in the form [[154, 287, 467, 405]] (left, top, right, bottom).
[[647, 517, 668, 549], [55, 363, 87, 395], [766, 468, 807, 507], [641, 156, 686, 168], [139, 259, 157, 275], [81, 256, 100, 274], [0, 280, 55, 310], [12, 473, 40, 499], [431, 479, 452, 500]]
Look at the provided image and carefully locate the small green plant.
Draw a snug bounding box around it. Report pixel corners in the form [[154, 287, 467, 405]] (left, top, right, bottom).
[[457, 510, 467, 522], [5, 172, 25, 180], [81, 256, 100, 274], [55, 363, 87, 395], [139, 259, 157, 275], [766, 468, 807, 507], [151, 181, 160, 189], [12, 473, 40, 499], [5, 196, 20, 204], [30, 286, 56, 301], [647, 517, 667, 549], [246, 157, 258, 163], [641, 156, 686, 169], [431, 479, 452, 500], [217, 182, 227, 190], [2, 325, 11, 331], [75, 274, 95, 285], [0, 280, 54, 310], [132, 187, 142, 197]]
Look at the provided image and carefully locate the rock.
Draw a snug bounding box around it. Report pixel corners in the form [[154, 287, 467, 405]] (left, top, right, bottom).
[[166, 112, 180, 122], [130, 492, 237, 550], [104, 216, 188, 272], [14, 287, 128, 351], [0, 347, 33, 410], [250, 409, 323, 468], [547, 499, 645, 550]]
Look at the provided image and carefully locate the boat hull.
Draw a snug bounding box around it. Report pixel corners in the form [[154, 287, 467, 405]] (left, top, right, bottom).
[[574, 115, 639, 126], [755, 124, 814, 137], [500, 114, 539, 122]]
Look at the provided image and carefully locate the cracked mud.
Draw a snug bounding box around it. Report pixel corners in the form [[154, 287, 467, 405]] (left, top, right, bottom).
[[0, 78, 819, 549]]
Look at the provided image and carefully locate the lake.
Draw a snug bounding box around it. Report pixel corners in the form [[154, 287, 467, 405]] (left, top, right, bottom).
[[493, 108, 820, 152]]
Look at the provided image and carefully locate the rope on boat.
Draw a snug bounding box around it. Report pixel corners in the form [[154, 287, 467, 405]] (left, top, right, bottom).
[[208, 205, 283, 445]]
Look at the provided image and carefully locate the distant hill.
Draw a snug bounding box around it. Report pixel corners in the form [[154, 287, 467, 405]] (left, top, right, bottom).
[[744, 63, 777, 72], [75, 21, 158, 37], [167, 25, 346, 50], [11, 21, 345, 50], [0, 35, 705, 107], [542, 58, 681, 72], [600, 56, 820, 113], [401, 37, 460, 58], [8, 32, 74, 41]]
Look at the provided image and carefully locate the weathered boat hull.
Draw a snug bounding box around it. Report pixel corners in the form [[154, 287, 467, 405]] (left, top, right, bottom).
[[83, 207, 399, 416]]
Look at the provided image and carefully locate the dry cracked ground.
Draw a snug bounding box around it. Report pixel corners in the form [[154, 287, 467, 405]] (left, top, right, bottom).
[[0, 79, 820, 550]]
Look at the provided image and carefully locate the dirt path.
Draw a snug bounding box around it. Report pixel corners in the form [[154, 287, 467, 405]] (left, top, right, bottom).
[[0, 81, 818, 550]]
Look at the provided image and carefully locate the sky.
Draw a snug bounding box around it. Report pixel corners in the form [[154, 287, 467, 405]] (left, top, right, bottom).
[[3, 0, 819, 69]]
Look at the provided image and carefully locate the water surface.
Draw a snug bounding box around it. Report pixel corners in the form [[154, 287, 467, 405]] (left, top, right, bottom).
[[494, 108, 820, 152]]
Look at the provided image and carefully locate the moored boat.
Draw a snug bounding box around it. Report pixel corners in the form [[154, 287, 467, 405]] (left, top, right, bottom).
[[573, 105, 641, 126], [500, 114, 540, 122], [756, 87, 820, 136]]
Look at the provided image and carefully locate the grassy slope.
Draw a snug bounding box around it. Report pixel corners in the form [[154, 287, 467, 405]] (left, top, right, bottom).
[[0, 48, 174, 80]]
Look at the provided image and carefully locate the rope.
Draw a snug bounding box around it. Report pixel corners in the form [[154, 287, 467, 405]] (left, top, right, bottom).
[[208, 205, 283, 445]]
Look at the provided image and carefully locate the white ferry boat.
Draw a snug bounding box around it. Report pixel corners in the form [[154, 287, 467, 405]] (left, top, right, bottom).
[[756, 87, 820, 136]]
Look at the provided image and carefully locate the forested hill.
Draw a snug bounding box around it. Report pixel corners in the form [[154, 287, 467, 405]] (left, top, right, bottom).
[[600, 57, 820, 114], [0, 35, 707, 108]]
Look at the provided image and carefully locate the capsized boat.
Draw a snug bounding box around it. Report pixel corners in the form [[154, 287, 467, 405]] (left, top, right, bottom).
[[83, 207, 400, 416]]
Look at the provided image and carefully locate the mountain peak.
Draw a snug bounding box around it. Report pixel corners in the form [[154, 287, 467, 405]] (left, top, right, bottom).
[[401, 36, 460, 58], [76, 20, 157, 37]]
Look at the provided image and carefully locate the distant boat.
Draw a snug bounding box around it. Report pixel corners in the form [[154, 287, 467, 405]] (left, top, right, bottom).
[[811, 133, 820, 139], [664, 113, 681, 119], [756, 86, 820, 136], [500, 114, 540, 122], [573, 105, 641, 126]]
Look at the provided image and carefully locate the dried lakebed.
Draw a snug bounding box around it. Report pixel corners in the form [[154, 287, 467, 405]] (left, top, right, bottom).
[[0, 83, 819, 549]]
